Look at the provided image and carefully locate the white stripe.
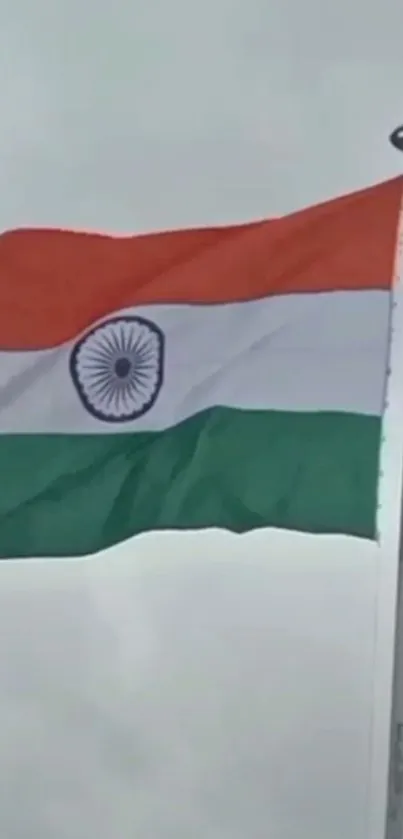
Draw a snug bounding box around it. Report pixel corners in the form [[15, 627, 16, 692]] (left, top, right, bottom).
[[0, 290, 391, 433]]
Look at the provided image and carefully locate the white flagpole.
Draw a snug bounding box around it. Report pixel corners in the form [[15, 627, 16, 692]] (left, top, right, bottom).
[[385, 558, 403, 839], [368, 137, 403, 839]]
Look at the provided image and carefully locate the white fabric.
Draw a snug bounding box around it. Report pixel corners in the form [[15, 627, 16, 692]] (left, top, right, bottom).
[[0, 289, 391, 433]]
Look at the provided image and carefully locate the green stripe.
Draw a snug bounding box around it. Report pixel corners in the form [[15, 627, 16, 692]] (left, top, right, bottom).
[[0, 408, 381, 558]]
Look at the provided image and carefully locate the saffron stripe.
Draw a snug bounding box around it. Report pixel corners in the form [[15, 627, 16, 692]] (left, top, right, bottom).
[[0, 177, 400, 348]]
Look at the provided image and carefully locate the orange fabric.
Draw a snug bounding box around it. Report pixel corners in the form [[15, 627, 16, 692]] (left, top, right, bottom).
[[0, 176, 401, 349]]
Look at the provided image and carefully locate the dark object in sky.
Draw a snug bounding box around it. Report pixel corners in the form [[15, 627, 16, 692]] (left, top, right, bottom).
[[390, 126, 403, 151]]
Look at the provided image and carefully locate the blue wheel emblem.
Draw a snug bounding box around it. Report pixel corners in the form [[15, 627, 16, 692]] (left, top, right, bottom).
[[70, 316, 164, 422]]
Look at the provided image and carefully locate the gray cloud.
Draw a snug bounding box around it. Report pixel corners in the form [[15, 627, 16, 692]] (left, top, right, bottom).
[[0, 0, 401, 230], [0, 539, 379, 838]]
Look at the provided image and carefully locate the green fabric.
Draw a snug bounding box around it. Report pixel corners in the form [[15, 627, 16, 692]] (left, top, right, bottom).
[[0, 408, 381, 557]]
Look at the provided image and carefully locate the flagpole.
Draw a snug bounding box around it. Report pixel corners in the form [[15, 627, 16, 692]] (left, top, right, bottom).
[[385, 535, 403, 839], [369, 129, 403, 839]]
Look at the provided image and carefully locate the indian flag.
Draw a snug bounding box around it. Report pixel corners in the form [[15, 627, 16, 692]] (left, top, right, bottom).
[[0, 177, 401, 558]]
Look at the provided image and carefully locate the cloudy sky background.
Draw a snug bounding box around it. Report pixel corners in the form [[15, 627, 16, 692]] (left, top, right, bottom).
[[0, 0, 403, 837]]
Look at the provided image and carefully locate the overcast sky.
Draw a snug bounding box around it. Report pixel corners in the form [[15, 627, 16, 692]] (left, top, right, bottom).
[[0, 0, 403, 837]]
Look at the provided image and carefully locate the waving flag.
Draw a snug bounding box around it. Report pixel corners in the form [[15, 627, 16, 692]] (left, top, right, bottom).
[[0, 176, 401, 557]]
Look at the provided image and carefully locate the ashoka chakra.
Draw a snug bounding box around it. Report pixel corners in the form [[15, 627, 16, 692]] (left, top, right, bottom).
[[70, 316, 164, 422]]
